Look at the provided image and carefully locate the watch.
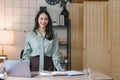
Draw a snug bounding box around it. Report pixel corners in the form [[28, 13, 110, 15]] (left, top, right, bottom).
[[46, 0, 59, 5]]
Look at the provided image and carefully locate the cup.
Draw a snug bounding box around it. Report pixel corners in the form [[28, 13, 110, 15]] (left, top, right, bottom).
[[84, 68, 88, 76]]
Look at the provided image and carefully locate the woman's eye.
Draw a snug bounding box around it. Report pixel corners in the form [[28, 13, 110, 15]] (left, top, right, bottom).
[[40, 18, 43, 20], [45, 18, 48, 20]]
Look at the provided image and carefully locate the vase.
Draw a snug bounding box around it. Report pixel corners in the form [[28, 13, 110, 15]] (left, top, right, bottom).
[[61, 6, 69, 26]]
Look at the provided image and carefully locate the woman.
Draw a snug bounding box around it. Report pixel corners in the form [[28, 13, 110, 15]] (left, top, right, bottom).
[[22, 10, 63, 71]]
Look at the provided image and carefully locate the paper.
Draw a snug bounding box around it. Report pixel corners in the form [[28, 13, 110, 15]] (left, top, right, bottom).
[[39, 71, 66, 76], [52, 71, 66, 76], [65, 70, 84, 76], [39, 71, 53, 76], [39, 70, 84, 76]]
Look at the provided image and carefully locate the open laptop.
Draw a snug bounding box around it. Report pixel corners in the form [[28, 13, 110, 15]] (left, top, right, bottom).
[[4, 60, 31, 78]]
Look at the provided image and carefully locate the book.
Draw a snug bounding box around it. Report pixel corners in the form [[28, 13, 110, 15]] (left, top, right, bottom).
[[39, 70, 84, 76]]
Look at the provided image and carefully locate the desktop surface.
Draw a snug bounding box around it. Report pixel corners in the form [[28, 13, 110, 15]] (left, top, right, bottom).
[[6, 70, 113, 80]]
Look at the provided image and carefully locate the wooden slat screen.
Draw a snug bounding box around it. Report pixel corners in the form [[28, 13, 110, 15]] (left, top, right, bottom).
[[70, 3, 83, 70], [83, 1, 109, 75], [109, 0, 120, 80]]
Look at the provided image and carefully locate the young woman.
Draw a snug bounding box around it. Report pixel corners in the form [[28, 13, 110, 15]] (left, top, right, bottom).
[[22, 10, 63, 71]]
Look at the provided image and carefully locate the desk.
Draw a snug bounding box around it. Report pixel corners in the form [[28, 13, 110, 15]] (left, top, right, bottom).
[[6, 70, 113, 80]]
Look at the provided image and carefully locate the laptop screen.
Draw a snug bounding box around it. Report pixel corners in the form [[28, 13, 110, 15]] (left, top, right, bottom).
[[4, 60, 31, 78]]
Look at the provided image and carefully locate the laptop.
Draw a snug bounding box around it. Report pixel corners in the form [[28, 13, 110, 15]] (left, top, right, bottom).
[[4, 60, 31, 78]]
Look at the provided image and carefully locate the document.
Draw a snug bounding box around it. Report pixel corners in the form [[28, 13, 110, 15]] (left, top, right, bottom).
[[39, 71, 66, 76], [65, 70, 84, 76], [39, 70, 84, 76]]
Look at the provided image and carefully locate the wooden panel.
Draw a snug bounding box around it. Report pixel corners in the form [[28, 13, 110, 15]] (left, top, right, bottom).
[[83, 2, 109, 75], [71, 0, 108, 3], [109, 0, 120, 80], [69, 3, 83, 70]]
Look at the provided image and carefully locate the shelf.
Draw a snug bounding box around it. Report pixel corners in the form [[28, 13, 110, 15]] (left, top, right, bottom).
[[60, 61, 71, 64], [53, 25, 68, 28], [59, 41, 67, 45], [53, 20, 71, 70], [59, 43, 67, 46], [59, 38, 67, 45]]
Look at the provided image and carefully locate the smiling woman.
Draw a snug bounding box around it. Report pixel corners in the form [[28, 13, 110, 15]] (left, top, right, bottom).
[[22, 10, 64, 71]]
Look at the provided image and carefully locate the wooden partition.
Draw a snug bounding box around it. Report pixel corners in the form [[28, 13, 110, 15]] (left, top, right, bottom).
[[71, 0, 108, 3], [109, 0, 120, 80], [70, 1, 120, 79], [83, 1, 109, 75], [70, 3, 83, 70]]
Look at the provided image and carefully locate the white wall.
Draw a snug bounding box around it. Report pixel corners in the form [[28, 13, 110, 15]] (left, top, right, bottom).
[[0, 0, 69, 59]]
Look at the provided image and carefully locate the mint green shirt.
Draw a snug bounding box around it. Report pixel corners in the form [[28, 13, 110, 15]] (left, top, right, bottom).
[[22, 29, 63, 71]]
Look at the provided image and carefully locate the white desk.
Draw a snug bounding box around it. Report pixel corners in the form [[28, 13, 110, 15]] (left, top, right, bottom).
[[6, 70, 113, 80], [91, 70, 113, 80]]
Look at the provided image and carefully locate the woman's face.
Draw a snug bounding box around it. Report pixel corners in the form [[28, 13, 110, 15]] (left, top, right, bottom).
[[38, 13, 48, 29]]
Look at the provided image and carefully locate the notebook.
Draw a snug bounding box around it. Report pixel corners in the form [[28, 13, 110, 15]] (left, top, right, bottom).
[[4, 60, 31, 78]]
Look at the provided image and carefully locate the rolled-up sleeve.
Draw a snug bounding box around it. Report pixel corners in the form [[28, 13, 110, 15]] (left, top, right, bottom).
[[52, 33, 63, 71], [22, 33, 32, 61]]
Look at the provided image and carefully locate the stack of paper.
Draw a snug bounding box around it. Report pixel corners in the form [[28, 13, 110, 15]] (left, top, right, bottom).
[[39, 71, 66, 76]]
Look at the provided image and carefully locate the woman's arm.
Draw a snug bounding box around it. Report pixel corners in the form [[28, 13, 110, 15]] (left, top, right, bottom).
[[22, 33, 32, 61]]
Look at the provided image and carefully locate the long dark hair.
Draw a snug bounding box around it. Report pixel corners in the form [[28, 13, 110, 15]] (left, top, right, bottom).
[[33, 10, 54, 40]]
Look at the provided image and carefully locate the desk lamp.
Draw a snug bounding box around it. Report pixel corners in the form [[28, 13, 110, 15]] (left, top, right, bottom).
[[0, 31, 14, 59]]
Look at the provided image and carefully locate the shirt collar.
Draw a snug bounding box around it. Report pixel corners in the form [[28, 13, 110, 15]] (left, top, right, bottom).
[[35, 29, 46, 39]]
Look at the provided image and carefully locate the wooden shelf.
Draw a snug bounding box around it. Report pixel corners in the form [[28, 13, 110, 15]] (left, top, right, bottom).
[[53, 20, 71, 70]]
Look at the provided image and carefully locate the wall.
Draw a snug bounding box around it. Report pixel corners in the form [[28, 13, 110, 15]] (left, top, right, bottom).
[[0, 0, 69, 59]]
